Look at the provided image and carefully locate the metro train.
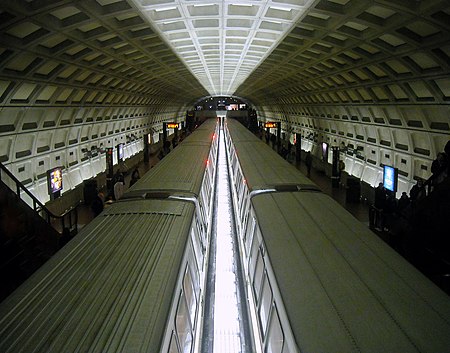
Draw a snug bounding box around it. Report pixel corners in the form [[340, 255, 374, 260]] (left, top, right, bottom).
[[224, 118, 450, 353], [0, 119, 219, 353]]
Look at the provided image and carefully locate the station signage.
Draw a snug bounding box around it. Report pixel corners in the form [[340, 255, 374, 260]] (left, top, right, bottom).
[[167, 123, 179, 129], [264, 122, 278, 128]]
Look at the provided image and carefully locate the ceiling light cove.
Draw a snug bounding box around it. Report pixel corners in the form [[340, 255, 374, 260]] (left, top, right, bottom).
[[130, 0, 314, 96]]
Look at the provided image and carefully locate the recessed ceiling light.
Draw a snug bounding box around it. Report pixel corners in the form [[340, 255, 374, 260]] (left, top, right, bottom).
[[155, 6, 177, 12], [270, 6, 292, 11]]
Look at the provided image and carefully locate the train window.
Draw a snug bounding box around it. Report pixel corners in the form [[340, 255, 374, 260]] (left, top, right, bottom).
[[206, 184, 212, 211], [258, 273, 273, 338], [253, 251, 264, 302], [240, 191, 249, 224], [244, 217, 256, 257], [183, 267, 197, 327], [195, 216, 205, 247], [175, 293, 193, 353], [200, 188, 209, 218], [235, 171, 242, 194], [248, 232, 258, 282], [168, 331, 180, 353], [265, 306, 284, 353], [231, 153, 238, 173], [203, 172, 210, 197], [248, 234, 259, 281], [190, 225, 203, 272], [188, 244, 200, 299]]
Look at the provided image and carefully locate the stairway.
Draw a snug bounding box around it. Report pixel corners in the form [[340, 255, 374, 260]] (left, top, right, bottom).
[[0, 163, 78, 302]]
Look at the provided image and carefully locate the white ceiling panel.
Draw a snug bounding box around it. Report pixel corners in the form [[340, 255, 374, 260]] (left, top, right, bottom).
[[130, 0, 315, 95]]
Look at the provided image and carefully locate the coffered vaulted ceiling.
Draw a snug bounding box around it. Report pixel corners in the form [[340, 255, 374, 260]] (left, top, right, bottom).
[[0, 0, 449, 192], [0, 0, 448, 107]]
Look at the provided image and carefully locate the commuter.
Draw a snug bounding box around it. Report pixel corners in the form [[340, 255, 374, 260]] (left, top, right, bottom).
[[384, 192, 397, 231], [430, 152, 448, 191], [158, 149, 164, 160], [172, 138, 177, 149], [397, 192, 410, 216], [129, 168, 140, 187], [374, 183, 386, 209], [270, 134, 276, 149], [91, 192, 104, 216], [113, 172, 125, 200], [265, 130, 270, 144], [163, 140, 171, 154], [442, 139, 450, 177], [338, 159, 345, 183], [410, 179, 425, 202], [373, 183, 386, 230], [445, 139, 450, 157], [280, 145, 288, 159], [305, 151, 312, 177]]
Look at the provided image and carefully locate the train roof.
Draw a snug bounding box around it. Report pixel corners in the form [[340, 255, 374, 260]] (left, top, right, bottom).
[[129, 144, 211, 195], [226, 119, 316, 191], [182, 118, 218, 145], [0, 199, 195, 353], [225, 118, 259, 143], [251, 191, 450, 353], [127, 119, 217, 196]]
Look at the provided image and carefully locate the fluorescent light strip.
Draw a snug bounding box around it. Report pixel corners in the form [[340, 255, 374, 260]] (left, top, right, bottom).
[[155, 6, 177, 12]]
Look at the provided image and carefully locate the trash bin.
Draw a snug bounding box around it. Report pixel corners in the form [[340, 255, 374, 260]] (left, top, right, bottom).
[[346, 177, 361, 203], [83, 179, 97, 205]]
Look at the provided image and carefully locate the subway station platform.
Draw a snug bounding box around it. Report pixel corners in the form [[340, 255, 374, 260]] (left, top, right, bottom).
[[75, 141, 371, 233]]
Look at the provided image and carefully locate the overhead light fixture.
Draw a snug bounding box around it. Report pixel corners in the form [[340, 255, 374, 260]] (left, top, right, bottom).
[[155, 6, 177, 12], [193, 3, 215, 7], [270, 6, 292, 11]]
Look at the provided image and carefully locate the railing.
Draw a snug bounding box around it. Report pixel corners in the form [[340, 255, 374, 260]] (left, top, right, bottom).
[[0, 162, 79, 235]]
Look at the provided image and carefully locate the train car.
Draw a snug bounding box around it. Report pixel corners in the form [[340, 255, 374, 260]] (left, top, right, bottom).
[[127, 118, 219, 236], [224, 118, 319, 241], [224, 118, 450, 353], [0, 118, 219, 353]]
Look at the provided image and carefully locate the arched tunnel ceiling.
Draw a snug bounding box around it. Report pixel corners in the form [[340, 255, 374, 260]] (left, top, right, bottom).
[[0, 0, 449, 107], [0, 0, 209, 107], [0, 0, 449, 198], [235, 0, 450, 108], [130, 0, 317, 96]]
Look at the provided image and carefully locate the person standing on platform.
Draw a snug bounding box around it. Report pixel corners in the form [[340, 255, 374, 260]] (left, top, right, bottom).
[[91, 192, 104, 217], [113, 172, 125, 200], [129, 168, 140, 187], [397, 191, 410, 217], [409, 179, 425, 202], [373, 183, 386, 230], [305, 151, 312, 177], [338, 159, 345, 184]]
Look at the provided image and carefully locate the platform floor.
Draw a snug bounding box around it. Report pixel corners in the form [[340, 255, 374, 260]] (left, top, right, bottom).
[[293, 159, 370, 224]]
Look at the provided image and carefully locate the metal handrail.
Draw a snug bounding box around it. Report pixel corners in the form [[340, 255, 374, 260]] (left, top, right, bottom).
[[0, 162, 79, 234]]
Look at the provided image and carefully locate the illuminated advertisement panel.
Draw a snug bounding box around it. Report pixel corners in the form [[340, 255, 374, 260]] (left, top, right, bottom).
[[117, 143, 124, 161], [383, 165, 398, 192], [47, 167, 63, 195]]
